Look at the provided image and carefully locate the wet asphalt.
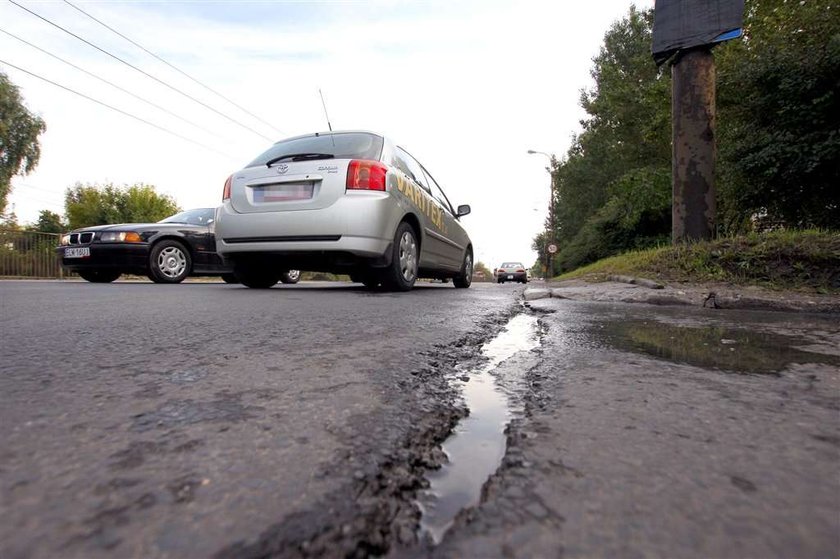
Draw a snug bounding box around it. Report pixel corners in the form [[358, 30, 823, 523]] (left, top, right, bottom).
[[2, 280, 839, 559]]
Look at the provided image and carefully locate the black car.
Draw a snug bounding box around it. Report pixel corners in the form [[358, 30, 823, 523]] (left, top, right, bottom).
[[56, 208, 236, 284]]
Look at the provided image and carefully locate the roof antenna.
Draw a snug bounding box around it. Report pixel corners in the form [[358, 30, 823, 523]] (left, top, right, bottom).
[[319, 89, 333, 132]]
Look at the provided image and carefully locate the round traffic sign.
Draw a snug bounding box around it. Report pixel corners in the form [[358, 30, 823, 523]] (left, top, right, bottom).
[[547, 243, 558, 254]]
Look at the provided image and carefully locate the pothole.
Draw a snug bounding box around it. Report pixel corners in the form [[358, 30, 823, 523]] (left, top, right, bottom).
[[416, 313, 540, 544]]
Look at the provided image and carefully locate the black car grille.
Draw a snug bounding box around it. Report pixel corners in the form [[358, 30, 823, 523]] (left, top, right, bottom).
[[69, 232, 94, 244]]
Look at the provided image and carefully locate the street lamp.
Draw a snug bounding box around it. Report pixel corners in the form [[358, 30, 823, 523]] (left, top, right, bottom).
[[527, 150, 555, 280]]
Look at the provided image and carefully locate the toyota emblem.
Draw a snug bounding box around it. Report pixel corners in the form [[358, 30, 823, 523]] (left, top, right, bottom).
[[277, 163, 289, 174]]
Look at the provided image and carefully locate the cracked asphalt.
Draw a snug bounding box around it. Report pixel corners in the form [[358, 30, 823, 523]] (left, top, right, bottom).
[[2, 280, 839, 559]]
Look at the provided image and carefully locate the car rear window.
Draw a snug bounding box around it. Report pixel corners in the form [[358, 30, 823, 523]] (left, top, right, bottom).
[[246, 132, 384, 167], [501, 262, 524, 268]]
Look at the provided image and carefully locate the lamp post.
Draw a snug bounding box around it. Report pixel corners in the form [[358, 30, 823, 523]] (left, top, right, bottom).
[[527, 150, 555, 280]]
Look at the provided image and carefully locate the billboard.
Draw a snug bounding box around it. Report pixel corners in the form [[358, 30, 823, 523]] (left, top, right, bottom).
[[652, 0, 745, 65]]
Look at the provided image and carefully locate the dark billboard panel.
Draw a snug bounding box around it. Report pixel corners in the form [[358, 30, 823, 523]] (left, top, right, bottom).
[[652, 0, 745, 64]]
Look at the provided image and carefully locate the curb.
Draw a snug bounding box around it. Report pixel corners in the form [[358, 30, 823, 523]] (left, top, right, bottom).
[[524, 284, 840, 314]]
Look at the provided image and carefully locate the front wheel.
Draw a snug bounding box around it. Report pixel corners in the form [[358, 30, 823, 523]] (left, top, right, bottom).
[[453, 250, 473, 289], [280, 270, 301, 284], [79, 269, 121, 283], [149, 240, 191, 283], [380, 222, 418, 292]]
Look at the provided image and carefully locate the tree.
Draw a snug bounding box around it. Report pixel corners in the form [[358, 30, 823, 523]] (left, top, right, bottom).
[[65, 183, 180, 229], [28, 210, 65, 234], [716, 0, 840, 230], [545, 7, 672, 272], [1, 72, 46, 215]]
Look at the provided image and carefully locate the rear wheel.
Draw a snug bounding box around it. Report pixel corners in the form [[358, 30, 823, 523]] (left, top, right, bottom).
[[79, 269, 121, 283], [380, 222, 418, 292], [453, 250, 473, 289], [149, 240, 191, 284], [280, 270, 301, 284], [235, 265, 279, 289]]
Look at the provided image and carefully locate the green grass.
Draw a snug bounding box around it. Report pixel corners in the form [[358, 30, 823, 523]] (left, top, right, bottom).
[[556, 229, 840, 293]]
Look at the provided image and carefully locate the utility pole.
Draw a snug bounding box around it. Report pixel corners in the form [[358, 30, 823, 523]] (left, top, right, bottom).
[[652, 0, 744, 244], [671, 48, 716, 242], [528, 150, 555, 279]]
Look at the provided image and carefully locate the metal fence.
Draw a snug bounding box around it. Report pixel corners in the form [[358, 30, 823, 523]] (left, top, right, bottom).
[[0, 229, 65, 279]]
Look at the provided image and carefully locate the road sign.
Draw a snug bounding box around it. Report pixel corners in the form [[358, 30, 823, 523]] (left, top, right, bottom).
[[547, 244, 558, 254]]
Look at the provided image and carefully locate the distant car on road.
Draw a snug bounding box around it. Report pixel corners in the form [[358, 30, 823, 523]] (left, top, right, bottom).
[[215, 130, 473, 291], [57, 208, 250, 284], [495, 262, 528, 284]]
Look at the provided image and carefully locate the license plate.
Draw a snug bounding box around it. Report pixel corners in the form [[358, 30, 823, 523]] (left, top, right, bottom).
[[253, 182, 314, 202], [507, 274, 514, 279], [65, 247, 90, 258]]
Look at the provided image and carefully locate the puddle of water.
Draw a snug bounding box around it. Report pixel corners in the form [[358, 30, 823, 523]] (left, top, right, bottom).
[[417, 314, 539, 544], [597, 319, 840, 374]]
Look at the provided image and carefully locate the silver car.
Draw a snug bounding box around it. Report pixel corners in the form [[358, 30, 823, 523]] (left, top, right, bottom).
[[215, 131, 473, 291]]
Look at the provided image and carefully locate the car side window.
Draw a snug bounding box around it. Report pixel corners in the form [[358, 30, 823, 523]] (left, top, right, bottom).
[[390, 150, 414, 181], [397, 148, 431, 192], [422, 166, 456, 216]]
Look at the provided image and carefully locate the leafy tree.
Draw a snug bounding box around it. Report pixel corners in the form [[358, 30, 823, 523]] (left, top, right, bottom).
[[548, 7, 672, 272], [716, 0, 840, 230], [1, 72, 46, 215], [65, 183, 180, 229], [28, 210, 65, 234]]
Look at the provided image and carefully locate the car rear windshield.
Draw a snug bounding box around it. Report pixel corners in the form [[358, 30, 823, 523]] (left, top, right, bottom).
[[246, 132, 384, 167], [501, 262, 524, 268]]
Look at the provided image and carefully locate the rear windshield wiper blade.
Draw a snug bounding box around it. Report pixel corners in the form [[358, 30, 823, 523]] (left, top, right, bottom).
[[265, 153, 335, 167]]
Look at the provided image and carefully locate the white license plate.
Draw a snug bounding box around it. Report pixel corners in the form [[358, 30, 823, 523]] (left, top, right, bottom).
[[65, 247, 90, 258], [507, 274, 514, 279]]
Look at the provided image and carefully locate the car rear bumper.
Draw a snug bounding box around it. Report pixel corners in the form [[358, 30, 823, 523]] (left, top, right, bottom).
[[215, 194, 399, 262], [497, 272, 527, 282], [56, 244, 149, 272]]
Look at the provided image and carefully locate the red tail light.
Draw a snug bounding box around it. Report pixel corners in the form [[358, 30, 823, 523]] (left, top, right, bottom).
[[346, 160, 387, 191], [516, 269, 526, 273], [222, 175, 232, 201]]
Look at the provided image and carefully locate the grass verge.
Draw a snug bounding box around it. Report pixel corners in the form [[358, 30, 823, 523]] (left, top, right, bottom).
[[556, 230, 840, 293]]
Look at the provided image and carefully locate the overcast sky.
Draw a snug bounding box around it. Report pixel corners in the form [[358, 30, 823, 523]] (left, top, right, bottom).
[[2, 0, 652, 269]]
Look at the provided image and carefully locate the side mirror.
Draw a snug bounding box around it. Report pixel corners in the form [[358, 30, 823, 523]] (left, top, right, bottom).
[[457, 204, 471, 217]]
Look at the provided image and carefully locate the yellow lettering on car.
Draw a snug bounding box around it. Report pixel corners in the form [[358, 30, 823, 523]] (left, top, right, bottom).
[[390, 171, 450, 235]]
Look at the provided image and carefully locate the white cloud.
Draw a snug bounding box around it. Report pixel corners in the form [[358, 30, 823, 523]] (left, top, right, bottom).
[[3, 0, 653, 268]]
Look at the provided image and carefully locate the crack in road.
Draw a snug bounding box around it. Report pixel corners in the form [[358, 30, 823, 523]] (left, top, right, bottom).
[[214, 304, 528, 559]]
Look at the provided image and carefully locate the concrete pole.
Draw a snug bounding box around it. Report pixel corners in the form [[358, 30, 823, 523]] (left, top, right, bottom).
[[672, 48, 716, 243]]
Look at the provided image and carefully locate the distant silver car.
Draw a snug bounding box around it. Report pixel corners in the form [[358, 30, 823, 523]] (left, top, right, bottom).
[[215, 131, 473, 291], [495, 262, 528, 284]]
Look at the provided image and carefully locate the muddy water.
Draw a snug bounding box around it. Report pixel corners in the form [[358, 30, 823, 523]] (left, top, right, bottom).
[[417, 314, 540, 544], [597, 319, 840, 374]]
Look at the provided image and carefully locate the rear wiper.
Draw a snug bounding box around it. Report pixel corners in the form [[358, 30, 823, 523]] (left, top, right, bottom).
[[265, 153, 335, 167]]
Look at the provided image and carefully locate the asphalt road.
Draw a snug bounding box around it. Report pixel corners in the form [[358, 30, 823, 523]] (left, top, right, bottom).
[[2, 280, 838, 559], [0, 280, 519, 559]]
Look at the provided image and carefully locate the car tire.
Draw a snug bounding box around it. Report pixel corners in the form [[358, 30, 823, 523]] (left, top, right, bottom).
[[280, 270, 301, 284], [221, 273, 238, 284], [79, 269, 121, 283], [453, 250, 472, 289], [235, 265, 279, 289], [380, 222, 418, 292], [149, 240, 191, 284]]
